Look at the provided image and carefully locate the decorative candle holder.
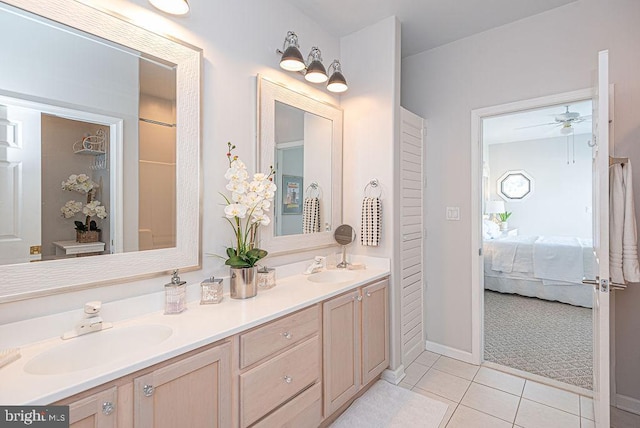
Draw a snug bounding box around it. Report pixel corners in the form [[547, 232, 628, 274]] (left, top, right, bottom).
[[200, 277, 224, 304], [257, 266, 276, 290]]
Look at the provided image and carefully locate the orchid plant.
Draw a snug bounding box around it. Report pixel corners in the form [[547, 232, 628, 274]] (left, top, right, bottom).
[[61, 173, 107, 232], [221, 142, 276, 268]]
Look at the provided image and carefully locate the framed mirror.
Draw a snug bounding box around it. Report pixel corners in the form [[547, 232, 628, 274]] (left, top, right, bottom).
[[0, 0, 201, 302], [258, 76, 342, 255]]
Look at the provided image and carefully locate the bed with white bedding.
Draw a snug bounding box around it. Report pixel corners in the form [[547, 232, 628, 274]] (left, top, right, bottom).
[[483, 235, 596, 308]]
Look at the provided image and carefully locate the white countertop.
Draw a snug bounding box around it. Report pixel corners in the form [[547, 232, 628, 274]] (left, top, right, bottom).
[[0, 261, 389, 404]]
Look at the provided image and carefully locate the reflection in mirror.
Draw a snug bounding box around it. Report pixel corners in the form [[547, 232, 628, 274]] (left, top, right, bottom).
[[0, 3, 177, 266], [274, 101, 332, 236], [1, 0, 200, 302], [258, 76, 343, 255]]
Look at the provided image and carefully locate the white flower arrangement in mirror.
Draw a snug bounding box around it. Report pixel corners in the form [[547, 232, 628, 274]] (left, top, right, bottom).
[[61, 174, 107, 238]]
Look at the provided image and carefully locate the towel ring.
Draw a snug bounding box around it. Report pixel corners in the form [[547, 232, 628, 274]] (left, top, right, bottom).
[[305, 182, 320, 198], [364, 179, 382, 198]]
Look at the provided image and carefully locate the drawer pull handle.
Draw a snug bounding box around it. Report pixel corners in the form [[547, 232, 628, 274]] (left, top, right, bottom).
[[366, 291, 372, 297], [143, 384, 154, 397], [282, 332, 292, 340], [102, 401, 114, 416], [283, 375, 293, 384], [357, 295, 363, 302]]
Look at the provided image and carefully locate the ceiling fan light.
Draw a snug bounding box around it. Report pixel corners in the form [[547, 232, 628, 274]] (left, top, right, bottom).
[[149, 0, 189, 15], [560, 125, 573, 135]]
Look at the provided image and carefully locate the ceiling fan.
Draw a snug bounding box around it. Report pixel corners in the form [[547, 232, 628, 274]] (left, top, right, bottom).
[[519, 105, 592, 134]]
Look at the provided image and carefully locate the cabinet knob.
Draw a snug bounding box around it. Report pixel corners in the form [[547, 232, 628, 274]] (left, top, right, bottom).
[[283, 375, 293, 384], [102, 401, 114, 416], [366, 291, 372, 297], [143, 384, 155, 397], [357, 295, 363, 302], [282, 332, 292, 340]]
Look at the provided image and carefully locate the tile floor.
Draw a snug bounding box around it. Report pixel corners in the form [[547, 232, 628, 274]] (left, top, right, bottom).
[[399, 351, 600, 428]]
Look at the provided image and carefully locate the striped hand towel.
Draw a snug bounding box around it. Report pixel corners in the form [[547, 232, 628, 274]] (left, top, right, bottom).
[[303, 197, 321, 234], [361, 197, 381, 246]]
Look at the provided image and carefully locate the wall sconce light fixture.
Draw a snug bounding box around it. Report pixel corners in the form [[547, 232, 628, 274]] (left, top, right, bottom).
[[149, 0, 190, 15], [277, 31, 348, 93]]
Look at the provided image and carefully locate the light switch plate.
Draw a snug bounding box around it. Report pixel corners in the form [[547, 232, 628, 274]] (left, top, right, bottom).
[[446, 207, 460, 221]]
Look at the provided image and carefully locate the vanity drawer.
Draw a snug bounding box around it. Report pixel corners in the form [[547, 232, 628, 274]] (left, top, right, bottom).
[[240, 305, 319, 368], [240, 336, 320, 427], [252, 383, 322, 428]]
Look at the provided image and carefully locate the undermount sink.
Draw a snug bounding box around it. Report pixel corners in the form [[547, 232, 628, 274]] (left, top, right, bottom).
[[307, 270, 358, 284], [24, 324, 173, 375]]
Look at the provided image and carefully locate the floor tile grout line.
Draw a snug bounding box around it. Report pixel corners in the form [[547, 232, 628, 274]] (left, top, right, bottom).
[[522, 379, 582, 416], [519, 396, 582, 418], [455, 402, 519, 425], [470, 379, 524, 398]]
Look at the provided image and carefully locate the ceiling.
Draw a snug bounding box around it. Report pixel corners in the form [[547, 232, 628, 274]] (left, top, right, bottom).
[[482, 99, 593, 145], [288, 0, 577, 57]]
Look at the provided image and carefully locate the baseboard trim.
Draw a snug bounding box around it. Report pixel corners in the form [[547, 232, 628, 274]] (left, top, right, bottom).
[[616, 394, 640, 416], [425, 341, 475, 365], [382, 365, 406, 385]]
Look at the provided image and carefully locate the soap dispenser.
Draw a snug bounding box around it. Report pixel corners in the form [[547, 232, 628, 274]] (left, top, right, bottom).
[[165, 269, 187, 314]]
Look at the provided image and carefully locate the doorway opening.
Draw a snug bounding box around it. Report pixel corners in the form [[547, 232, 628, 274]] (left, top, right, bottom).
[[473, 92, 597, 391]]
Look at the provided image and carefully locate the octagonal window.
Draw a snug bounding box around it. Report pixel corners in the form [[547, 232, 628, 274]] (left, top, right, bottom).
[[497, 170, 533, 201]]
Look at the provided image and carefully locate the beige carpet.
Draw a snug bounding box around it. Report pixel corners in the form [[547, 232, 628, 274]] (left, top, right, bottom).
[[484, 290, 593, 389], [331, 380, 448, 427]]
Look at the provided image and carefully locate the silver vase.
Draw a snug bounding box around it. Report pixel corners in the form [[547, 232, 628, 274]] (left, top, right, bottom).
[[230, 266, 258, 299]]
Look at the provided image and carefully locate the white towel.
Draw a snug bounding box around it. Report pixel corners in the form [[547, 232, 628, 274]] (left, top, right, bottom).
[[302, 197, 320, 234], [610, 162, 640, 283], [610, 164, 624, 284], [533, 236, 584, 284], [361, 197, 381, 246]]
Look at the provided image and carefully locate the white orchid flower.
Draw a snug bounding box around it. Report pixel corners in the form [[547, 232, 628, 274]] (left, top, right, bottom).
[[224, 203, 248, 219]]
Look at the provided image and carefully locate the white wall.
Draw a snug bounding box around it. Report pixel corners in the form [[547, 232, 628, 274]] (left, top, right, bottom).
[[341, 16, 402, 369], [487, 134, 592, 239], [402, 0, 640, 401]]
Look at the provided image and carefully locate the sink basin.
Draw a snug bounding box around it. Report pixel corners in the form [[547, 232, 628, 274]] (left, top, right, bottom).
[[24, 324, 173, 375], [307, 270, 358, 284]]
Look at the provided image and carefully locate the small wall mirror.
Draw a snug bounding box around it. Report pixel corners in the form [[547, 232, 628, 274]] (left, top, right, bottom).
[[498, 170, 534, 201], [258, 76, 342, 255]]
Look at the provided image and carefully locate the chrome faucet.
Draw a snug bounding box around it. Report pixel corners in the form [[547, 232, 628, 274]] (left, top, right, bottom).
[[62, 301, 113, 340], [304, 256, 326, 275]]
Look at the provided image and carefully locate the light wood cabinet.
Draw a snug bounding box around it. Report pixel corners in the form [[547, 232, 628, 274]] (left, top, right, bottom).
[[238, 305, 322, 428], [323, 278, 389, 417], [68, 387, 117, 428], [134, 342, 232, 428]]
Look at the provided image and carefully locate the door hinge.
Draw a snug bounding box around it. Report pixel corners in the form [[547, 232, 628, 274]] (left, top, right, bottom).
[[479, 248, 483, 256]]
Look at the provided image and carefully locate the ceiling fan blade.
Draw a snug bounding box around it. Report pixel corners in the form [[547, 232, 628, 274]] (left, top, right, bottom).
[[515, 122, 557, 130]]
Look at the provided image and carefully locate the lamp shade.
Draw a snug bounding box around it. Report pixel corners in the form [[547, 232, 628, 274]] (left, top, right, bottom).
[[305, 60, 327, 83], [279, 45, 305, 71], [327, 60, 348, 93], [485, 200, 505, 214], [149, 0, 189, 15]]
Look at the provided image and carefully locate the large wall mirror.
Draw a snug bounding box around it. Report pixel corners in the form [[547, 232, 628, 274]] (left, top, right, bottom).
[[0, 0, 201, 302], [258, 76, 342, 254]]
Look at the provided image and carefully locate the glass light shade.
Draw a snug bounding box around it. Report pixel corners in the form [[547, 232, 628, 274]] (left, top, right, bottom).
[[279, 46, 305, 71], [305, 60, 328, 83], [560, 124, 573, 135], [485, 200, 505, 214], [327, 71, 348, 93], [149, 0, 189, 15]]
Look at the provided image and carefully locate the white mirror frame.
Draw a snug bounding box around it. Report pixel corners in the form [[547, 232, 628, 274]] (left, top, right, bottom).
[[0, 0, 201, 302], [258, 75, 342, 255]]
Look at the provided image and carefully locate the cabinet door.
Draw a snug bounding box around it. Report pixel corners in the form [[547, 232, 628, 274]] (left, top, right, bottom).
[[362, 279, 390, 385], [323, 289, 361, 417], [134, 342, 231, 428], [69, 387, 117, 428]]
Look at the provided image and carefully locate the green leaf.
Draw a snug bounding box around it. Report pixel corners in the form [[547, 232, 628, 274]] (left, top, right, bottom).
[[225, 255, 251, 268], [246, 248, 267, 260], [226, 247, 236, 258]]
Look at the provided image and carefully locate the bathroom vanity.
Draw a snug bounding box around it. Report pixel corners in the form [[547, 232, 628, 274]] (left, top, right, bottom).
[[0, 264, 389, 427]]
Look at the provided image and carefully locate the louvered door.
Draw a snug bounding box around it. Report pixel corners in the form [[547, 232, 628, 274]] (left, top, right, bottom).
[[400, 108, 425, 367]]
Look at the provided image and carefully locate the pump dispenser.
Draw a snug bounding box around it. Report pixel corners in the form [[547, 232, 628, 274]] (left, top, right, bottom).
[[164, 269, 187, 314]]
